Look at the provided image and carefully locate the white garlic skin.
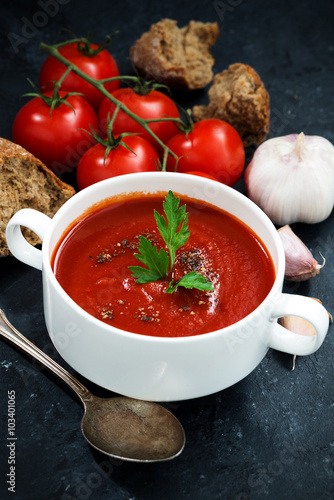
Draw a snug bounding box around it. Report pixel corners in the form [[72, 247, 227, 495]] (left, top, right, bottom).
[[245, 132, 334, 225]]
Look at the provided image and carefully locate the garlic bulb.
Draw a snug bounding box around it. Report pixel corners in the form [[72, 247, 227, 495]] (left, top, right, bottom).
[[245, 132, 334, 225], [278, 225, 325, 281]]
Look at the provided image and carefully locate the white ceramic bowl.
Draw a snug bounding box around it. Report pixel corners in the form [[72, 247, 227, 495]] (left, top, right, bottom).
[[6, 172, 329, 401]]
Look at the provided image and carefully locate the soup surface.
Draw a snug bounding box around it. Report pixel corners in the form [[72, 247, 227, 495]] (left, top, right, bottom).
[[52, 192, 275, 337]]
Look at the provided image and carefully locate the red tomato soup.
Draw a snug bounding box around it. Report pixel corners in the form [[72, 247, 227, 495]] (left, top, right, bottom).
[[51, 193, 275, 337]]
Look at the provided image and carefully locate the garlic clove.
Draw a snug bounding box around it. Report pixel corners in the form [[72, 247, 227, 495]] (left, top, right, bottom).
[[279, 298, 332, 370], [278, 225, 325, 281], [244, 132, 334, 225], [279, 314, 316, 337]]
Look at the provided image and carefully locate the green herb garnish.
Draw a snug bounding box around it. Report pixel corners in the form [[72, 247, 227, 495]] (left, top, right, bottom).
[[166, 271, 214, 294], [130, 236, 169, 283], [129, 191, 214, 293], [154, 190, 190, 269]]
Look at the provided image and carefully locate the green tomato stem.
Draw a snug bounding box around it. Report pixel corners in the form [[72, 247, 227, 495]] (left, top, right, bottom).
[[107, 102, 121, 136], [39, 42, 179, 171], [55, 65, 72, 88]]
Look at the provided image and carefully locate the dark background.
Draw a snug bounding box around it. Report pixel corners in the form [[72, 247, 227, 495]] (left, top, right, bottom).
[[1, 0, 334, 499]]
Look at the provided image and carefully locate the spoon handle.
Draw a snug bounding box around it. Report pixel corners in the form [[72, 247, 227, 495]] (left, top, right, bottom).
[[0, 309, 91, 402]]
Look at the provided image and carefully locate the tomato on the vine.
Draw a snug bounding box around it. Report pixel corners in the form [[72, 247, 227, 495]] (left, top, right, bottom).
[[166, 119, 245, 186], [39, 40, 120, 110], [98, 87, 180, 154], [76, 135, 159, 190], [12, 90, 98, 175]]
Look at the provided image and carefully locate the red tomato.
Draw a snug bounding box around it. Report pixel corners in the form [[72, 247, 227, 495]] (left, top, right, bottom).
[[76, 135, 159, 190], [185, 171, 218, 181], [12, 91, 98, 175], [39, 42, 120, 110], [98, 88, 180, 154], [166, 119, 245, 186]]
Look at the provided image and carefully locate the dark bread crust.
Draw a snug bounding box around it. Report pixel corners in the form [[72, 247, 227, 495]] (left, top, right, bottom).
[[0, 138, 75, 257], [130, 19, 219, 91], [192, 63, 270, 147]]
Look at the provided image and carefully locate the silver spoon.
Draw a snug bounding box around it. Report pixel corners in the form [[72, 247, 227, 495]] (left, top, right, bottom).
[[0, 309, 185, 462]]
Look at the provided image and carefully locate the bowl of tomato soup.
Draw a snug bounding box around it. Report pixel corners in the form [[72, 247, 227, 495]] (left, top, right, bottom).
[[6, 173, 329, 401]]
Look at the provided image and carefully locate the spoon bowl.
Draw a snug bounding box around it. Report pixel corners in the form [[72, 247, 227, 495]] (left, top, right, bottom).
[[0, 309, 185, 462], [82, 395, 185, 461]]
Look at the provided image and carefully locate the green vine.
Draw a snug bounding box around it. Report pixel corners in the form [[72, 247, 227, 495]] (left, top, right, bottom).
[[52, 30, 118, 57], [23, 67, 83, 116], [83, 110, 144, 163], [39, 41, 185, 171]]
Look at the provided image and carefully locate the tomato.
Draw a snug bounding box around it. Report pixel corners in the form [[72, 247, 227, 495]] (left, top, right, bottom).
[[166, 119, 245, 186], [76, 135, 159, 190], [39, 42, 120, 110], [12, 91, 98, 175], [98, 88, 180, 154], [185, 171, 218, 181]]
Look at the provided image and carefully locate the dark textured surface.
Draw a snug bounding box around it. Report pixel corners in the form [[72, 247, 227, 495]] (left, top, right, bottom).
[[0, 1, 334, 499]]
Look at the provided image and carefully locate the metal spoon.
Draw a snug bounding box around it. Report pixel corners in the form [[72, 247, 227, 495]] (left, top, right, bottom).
[[0, 309, 185, 462]]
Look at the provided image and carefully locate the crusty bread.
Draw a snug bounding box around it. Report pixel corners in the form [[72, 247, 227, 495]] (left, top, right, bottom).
[[192, 63, 270, 146], [130, 19, 219, 91], [0, 138, 75, 257]]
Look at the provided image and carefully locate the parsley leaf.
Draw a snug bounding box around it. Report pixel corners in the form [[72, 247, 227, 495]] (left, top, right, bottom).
[[166, 271, 215, 294], [154, 191, 190, 269], [129, 191, 214, 294], [129, 235, 169, 283]]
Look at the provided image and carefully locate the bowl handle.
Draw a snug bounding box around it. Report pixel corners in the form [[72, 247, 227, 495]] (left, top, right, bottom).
[[268, 293, 330, 355], [6, 209, 52, 271]]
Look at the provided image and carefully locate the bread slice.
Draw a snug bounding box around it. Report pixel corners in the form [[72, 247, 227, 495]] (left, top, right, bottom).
[[130, 19, 219, 91], [192, 63, 270, 146], [0, 138, 75, 257]]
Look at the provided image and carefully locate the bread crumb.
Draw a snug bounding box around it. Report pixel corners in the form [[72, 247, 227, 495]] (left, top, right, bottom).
[[192, 63, 270, 146], [130, 19, 219, 91]]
